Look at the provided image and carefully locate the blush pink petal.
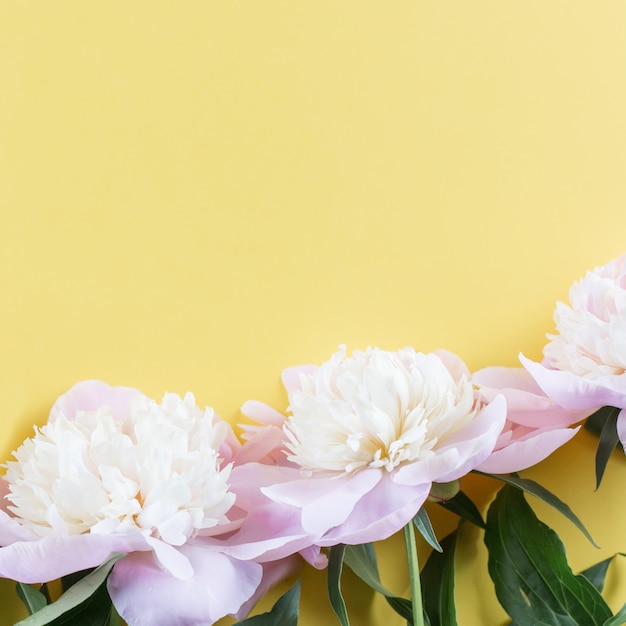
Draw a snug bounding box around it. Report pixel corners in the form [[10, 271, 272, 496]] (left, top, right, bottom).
[[217, 425, 243, 465], [49, 380, 144, 421], [232, 426, 287, 467], [240, 400, 287, 428], [144, 536, 193, 580], [521, 355, 626, 410], [0, 532, 151, 583], [215, 504, 313, 563], [108, 546, 263, 626], [225, 464, 318, 562], [317, 474, 430, 546], [261, 468, 383, 537], [433, 349, 471, 383], [281, 365, 318, 392], [475, 426, 580, 473], [229, 463, 298, 510], [474, 367, 589, 428], [233, 557, 302, 621]]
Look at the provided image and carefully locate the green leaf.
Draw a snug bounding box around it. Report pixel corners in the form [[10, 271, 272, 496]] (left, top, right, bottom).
[[581, 554, 626, 597], [475, 471, 597, 547], [603, 604, 626, 626], [328, 545, 350, 626], [437, 490, 485, 528], [234, 580, 300, 625], [580, 557, 615, 593], [61, 569, 94, 593], [343, 543, 416, 624], [485, 486, 612, 626], [107, 605, 122, 626], [385, 596, 415, 624], [343, 543, 393, 596], [420, 530, 458, 626], [414, 507, 443, 553], [585, 406, 616, 436], [16, 583, 48, 615], [594, 407, 621, 490], [15, 553, 125, 626]]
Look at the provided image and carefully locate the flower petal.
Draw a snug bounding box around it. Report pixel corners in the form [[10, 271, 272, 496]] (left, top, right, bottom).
[[49, 380, 143, 421], [393, 395, 506, 485], [262, 468, 382, 537], [281, 365, 318, 392], [521, 355, 626, 410], [233, 425, 287, 467], [317, 474, 430, 545], [144, 536, 193, 579], [433, 349, 471, 383], [109, 546, 263, 626], [215, 504, 313, 562], [474, 366, 589, 428], [240, 400, 286, 428], [0, 532, 150, 583], [233, 557, 302, 621], [476, 426, 580, 473]]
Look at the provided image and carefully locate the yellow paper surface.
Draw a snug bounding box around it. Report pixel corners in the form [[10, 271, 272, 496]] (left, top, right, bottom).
[[1, 2, 626, 624]]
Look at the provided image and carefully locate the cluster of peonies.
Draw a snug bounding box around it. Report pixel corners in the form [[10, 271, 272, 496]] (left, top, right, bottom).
[[0, 254, 624, 625]]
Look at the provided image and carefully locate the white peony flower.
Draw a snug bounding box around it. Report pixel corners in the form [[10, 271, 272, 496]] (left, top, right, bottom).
[[4, 392, 235, 545], [542, 254, 626, 379], [0, 381, 302, 626], [521, 253, 626, 452], [284, 345, 479, 474], [236, 346, 506, 547]]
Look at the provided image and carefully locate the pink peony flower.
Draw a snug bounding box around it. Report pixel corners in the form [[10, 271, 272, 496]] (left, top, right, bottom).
[[233, 346, 506, 548], [520, 254, 626, 451], [0, 381, 298, 626], [472, 367, 587, 473]]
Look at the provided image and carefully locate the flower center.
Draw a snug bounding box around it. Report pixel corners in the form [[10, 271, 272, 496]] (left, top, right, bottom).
[[3, 393, 235, 546], [283, 346, 478, 474]]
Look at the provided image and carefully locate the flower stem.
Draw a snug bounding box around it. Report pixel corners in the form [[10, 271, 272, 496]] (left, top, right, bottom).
[[404, 521, 424, 626]]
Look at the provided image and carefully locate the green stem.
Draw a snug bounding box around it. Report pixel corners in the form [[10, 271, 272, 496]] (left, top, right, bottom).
[[404, 521, 424, 626]]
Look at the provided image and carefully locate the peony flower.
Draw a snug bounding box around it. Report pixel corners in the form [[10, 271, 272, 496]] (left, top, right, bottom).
[[520, 254, 626, 451], [232, 346, 506, 548], [0, 381, 297, 626], [472, 367, 587, 473]]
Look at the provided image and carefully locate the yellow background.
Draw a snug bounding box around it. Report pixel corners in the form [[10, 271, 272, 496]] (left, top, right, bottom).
[[1, 2, 626, 624]]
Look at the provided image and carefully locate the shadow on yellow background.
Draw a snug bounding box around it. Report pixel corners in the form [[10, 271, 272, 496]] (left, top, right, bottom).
[[1, 2, 625, 624]]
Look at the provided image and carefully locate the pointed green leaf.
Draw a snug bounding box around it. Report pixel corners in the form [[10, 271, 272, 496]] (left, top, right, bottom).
[[437, 490, 485, 528], [585, 406, 616, 436], [235, 580, 300, 625], [485, 486, 611, 626], [344, 543, 394, 596], [328, 545, 350, 626], [595, 408, 620, 489], [414, 507, 443, 553], [16, 583, 48, 615], [385, 596, 415, 624], [580, 557, 615, 594], [15, 553, 125, 626], [475, 471, 597, 547], [61, 569, 94, 594], [603, 604, 626, 626], [107, 605, 122, 626], [343, 543, 416, 624], [421, 530, 458, 626]]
